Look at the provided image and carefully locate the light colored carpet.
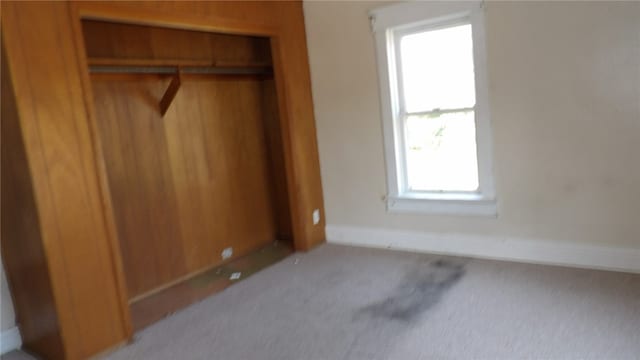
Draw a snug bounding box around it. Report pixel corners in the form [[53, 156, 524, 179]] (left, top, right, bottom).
[[5, 244, 640, 359]]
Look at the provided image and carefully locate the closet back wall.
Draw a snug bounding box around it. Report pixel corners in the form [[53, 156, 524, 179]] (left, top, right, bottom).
[[92, 75, 274, 298]]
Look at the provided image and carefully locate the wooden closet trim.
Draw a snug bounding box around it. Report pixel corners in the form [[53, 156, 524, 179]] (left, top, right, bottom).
[[2, 3, 132, 357], [67, 6, 135, 343], [73, 2, 279, 37]]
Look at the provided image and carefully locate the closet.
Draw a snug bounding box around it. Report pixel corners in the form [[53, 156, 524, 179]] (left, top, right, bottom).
[[1, 2, 325, 359], [82, 20, 294, 328]]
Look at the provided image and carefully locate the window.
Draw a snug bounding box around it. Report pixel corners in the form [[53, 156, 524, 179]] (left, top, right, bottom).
[[371, 1, 496, 216]]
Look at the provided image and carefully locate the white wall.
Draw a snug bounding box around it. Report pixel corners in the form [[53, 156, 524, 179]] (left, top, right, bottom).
[[1, 265, 20, 354], [1, 267, 16, 332], [303, 1, 640, 266]]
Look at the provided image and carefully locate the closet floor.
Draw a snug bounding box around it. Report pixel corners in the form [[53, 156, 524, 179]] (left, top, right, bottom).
[[129, 241, 292, 330]]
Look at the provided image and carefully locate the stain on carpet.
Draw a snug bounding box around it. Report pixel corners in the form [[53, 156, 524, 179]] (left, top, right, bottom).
[[357, 259, 466, 323]]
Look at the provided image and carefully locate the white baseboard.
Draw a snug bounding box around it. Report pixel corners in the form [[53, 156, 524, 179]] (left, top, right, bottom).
[[326, 225, 640, 274], [0, 326, 21, 355]]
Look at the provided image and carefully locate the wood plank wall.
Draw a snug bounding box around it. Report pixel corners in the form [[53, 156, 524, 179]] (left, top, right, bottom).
[[91, 74, 280, 298], [82, 20, 272, 66], [1, 3, 132, 358], [262, 79, 294, 241], [1, 42, 66, 360]]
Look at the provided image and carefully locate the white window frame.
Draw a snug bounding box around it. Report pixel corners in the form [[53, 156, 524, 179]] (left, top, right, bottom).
[[371, 0, 497, 216]]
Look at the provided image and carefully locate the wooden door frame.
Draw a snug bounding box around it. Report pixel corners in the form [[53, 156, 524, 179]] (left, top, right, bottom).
[[67, 2, 308, 341]]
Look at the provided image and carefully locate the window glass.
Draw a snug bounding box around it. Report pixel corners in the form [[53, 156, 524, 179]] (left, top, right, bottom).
[[399, 24, 476, 113], [405, 111, 479, 191]]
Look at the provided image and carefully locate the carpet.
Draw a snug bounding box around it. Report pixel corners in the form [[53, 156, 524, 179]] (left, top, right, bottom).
[[5, 243, 640, 359]]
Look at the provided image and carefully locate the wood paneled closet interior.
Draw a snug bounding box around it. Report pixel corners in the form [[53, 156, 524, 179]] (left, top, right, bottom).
[[84, 19, 292, 302]]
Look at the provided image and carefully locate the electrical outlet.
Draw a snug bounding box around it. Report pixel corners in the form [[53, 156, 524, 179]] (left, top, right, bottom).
[[221, 247, 233, 260], [312, 209, 320, 225]]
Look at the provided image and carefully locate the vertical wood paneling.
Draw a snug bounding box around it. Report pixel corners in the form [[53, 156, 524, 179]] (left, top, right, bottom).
[[68, 11, 135, 342], [82, 20, 272, 66], [2, 2, 129, 358], [91, 75, 187, 297], [1, 41, 66, 360], [262, 78, 293, 240], [91, 74, 278, 298], [175, 75, 275, 268], [3, 2, 325, 358], [270, 1, 326, 249], [163, 76, 221, 272]]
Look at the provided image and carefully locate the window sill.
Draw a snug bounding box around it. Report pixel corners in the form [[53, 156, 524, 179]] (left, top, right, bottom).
[[387, 193, 497, 217]]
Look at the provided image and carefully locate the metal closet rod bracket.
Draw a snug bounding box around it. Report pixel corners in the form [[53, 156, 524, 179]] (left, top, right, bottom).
[[159, 67, 181, 116]]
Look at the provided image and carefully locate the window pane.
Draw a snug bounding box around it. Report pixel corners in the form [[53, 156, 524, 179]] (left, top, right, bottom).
[[405, 111, 479, 191], [400, 24, 475, 113]]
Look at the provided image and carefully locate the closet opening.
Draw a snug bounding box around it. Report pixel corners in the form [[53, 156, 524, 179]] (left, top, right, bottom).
[[80, 19, 294, 331]]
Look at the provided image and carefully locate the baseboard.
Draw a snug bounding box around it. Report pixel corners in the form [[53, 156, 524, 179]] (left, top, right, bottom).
[[1, 326, 22, 355], [326, 225, 640, 274]]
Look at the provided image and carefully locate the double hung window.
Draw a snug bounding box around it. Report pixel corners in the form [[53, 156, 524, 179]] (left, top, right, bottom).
[[371, 1, 496, 215]]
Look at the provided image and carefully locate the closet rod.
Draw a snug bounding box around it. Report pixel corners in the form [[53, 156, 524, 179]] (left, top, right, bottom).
[[89, 65, 272, 75]]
